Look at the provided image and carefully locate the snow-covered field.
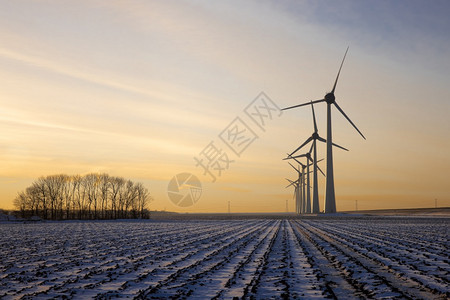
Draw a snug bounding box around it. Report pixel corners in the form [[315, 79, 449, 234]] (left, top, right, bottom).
[[0, 217, 448, 299]]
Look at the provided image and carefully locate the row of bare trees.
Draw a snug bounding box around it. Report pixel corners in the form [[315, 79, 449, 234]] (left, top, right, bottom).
[[14, 173, 151, 220]]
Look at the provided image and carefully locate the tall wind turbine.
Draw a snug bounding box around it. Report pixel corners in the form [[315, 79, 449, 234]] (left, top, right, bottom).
[[283, 48, 365, 213]]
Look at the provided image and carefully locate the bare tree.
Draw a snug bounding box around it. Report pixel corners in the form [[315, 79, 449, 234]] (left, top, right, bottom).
[[14, 173, 151, 220], [110, 176, 124, 219], [72, 175, 85, 219], [61, 175, 73, 219], [135, 182, 150, 219], [83, 173, 100, 219], [13, 192, 27, 218], [33, 177, 48, 219], [99, 174, 110, 219], [124, 180, 138, 218], [26, 185, 40, 217]]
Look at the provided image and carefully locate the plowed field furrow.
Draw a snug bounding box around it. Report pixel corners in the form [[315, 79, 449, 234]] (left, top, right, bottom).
[[311, 221, 448, 268], [299, 220, 448, 299], [0, 217, 448, 299], [305, 219, 449, 295], [62, 221, 266, 298], [2, 221, 263, 299], [214, 221, 280, 299], [179, 220, 280, 299], [284, 220, 325, 298], [135, 220, 275, 299], [249, 220, 290, 299], [290, 220, 366, 299]]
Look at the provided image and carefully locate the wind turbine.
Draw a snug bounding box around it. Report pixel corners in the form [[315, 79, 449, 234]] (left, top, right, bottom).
[[285, 178, 300, 214], [285, 178, 298, 214], [282, 47, 365, 213], [287, 162, 305, 214], [286, 150, 318, 214], [288, 163, 304, 214], [289, 146, 325, 214], [288, 146, 317, 214], [288, 160, 306, 213], [288, 159, 315, 214]]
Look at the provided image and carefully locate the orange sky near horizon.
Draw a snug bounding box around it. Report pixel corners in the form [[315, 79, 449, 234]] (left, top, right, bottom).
[[1, 1, 449, 212]]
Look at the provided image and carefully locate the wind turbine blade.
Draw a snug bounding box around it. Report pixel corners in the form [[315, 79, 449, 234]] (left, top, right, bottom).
[[289, 156, 305, 167], [285, 153, 305, 168], [286, 182, 295, 188], [332, 142, 349, 151], [334, 102, 366, 140], [282, 99, 325, 111], [288, 162, 300, 173], [290, 136, 313, 156], [311, 101, 318, 133], [285, 178, 296, 188], [316, 135, 348, 151], [288, 162, 296, 171], [291, 154, 312, 165], [317, 165, 326, 177], [316, 158, 324, 164], [283, 153, 298, 161], [291, 153, 307, 159], [287, 178, 300, 185], [317, 136, 327, 144], [331, 46, 349, 94], [309, 143, 314, 154], [284, 153, 296, 161]]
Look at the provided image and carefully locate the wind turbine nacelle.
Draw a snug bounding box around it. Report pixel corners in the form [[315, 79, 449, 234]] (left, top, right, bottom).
[[325, 92, 335, 104]]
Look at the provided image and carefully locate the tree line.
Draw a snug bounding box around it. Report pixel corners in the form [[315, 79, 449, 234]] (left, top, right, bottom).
[[14, 173, 151, 220]]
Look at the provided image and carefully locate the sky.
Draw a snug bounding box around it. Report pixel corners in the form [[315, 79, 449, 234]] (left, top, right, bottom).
[[1, 0, 449, 213]]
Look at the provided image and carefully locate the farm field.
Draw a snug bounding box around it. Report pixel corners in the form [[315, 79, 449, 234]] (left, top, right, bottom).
[[0, 217, 448, 299]]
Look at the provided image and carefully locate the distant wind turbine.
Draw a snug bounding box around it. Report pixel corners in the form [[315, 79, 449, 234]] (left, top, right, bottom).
[[282, 47, 365, 213], [285, 178, 300, 214], [288, 162, 305, 213], [288, 160, 313, 214], [287, 161, 306, 214], [286, 146, 323, 214], [287, 155, 322, 214]]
